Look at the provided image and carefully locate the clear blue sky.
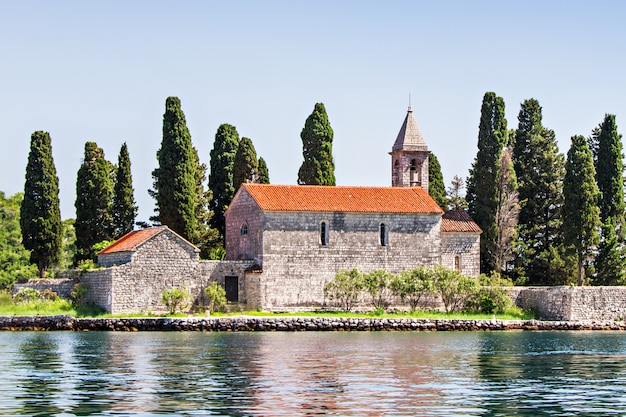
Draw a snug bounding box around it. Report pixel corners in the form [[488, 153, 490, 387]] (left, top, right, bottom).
[[1, 1, 625, 221]]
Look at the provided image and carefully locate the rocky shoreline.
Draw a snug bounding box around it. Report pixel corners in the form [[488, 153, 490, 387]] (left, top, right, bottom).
[[0, 315, 625, 331]]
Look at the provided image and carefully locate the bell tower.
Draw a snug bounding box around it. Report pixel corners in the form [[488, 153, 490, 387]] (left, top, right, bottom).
[[390, 106, 429, 191]]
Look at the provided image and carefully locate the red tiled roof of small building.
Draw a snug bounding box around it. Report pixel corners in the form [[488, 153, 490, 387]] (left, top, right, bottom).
[[240, 184, 444, 214], [97, 226, 168, 254], [441, 210, 482, 233]]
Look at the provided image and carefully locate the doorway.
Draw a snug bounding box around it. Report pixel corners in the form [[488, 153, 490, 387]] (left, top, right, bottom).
[[225, 276, 239, 302]]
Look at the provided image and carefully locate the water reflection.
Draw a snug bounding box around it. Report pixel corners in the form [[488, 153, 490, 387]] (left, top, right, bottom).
[[0, 331, 626, 416]]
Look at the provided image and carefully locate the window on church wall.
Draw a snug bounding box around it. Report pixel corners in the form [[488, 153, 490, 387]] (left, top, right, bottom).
[[320, 221, 328, 246], [410, 159, 421, 187], [240, 223, 248, 236], [454, 256, 460, 272], [380, 223, 388, 246]]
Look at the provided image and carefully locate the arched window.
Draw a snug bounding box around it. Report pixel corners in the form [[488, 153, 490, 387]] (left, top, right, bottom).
[[409, 159, 420, 186], [240, 223, 248, 236], [454, 256, 460, 271], [380, 223, 388, 246], [320, 221, 328, 246]]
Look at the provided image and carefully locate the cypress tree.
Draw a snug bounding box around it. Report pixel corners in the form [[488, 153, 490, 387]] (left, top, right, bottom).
[[208, 124, 240, 237], [258, 157, 270, 184], [594, 114, 626, 284], [233, 137, 259, 189], [595, 114, 624, 225], [20, 131, 62, 278], [74, 142, 114, 263], [297, 102, 335, 185], [513, 99, 570, 284], [466, 92, 508, 273], [563, 135, 601, 286], [428, 152, 447, 209], [150, 96, 196, 241], [112, 142, 137, 239]]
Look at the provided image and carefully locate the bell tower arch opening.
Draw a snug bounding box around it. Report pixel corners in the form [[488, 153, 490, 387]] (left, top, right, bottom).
[[389, 106, 430, 191]]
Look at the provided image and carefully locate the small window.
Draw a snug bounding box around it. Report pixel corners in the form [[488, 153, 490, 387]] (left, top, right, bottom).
[[320, 221, 328, 246], [454, 256, 460, 271], [240, 223, 248, 236], [380, 223, 388, 246]]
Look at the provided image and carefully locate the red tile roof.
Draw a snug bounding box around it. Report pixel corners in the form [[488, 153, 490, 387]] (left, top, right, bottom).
[[98, 226, 167, 254], [441, 210, 482, 233], [240, 184, 444, 214]]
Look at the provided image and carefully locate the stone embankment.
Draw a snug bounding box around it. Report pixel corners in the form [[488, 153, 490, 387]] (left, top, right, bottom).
[[0, 316, 625, 331]]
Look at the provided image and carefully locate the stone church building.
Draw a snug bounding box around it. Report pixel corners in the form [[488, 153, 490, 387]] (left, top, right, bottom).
[[79, 106, 481, 313]]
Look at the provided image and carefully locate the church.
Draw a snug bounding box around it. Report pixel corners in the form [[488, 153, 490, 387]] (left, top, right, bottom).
[[79, 106, 480, 313], [224, 106, 481, 310]]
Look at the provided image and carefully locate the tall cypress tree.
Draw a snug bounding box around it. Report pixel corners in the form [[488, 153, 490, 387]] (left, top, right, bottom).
[[466, 92, 508, 273], [297, 102, 335, 185], [513, 99, 570, 284], [594, 114, 626, 284], [233, 137, 259, 188], [428, 152, 447, 209], [112, 142, 137, 239], [563, 135, 601, 286], [258, 157, 270, 184], [208, 124, 240, 237], [595, 114, 624, 225], [150, 96, 196, 241], [75, 142, 114, 263], [20, 131, 62, 278]]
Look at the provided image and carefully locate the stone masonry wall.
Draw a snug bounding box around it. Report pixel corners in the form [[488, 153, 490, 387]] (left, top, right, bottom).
[[257, 211, 442, 310], [13, 279, 76, 298], [81, 269, 114, 311], [509, 286, 626, 321], [225, 189, 264, 261], [441, 233, 480, 276]]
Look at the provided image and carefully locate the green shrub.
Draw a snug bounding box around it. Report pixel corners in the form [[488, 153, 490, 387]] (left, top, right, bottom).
[[324, 268, 364, 312], [70, 283, 88, 306], [391, 266, 433, 311], [432, 265, 478, 313], [162, 288, 190, 315], [13, 287, 41, 303], [204, 282, 227, 313], [363, 269, 395, 310]]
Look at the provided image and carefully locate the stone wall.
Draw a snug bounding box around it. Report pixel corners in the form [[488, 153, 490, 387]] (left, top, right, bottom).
[[81, 269, 114, 311], [509, 286, 626, 321], [225, 189, 264, 261], [441, 232, 480, 276], [13, 279, 76, 298], [256, 211, 442, 310]]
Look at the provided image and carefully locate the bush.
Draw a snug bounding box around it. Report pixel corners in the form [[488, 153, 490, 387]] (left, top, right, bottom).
[[71, 283, 88, 306], [470, 271, 516, 314], [13, 287, 41, 303], [431, 265, 478, 313], [324, 268, 364, 312], [42, 288, 58, 301], [363, 269, 395, 310], [162, 288, 190, 315], [204, 282, 227, 313], [391, 266, 433, 311]]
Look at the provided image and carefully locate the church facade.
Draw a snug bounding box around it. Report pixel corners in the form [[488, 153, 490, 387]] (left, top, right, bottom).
[[224, 107, 481, 310]]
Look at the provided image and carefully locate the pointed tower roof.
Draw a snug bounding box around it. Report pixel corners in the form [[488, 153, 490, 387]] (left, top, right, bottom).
[[391, 106, 428, 152]]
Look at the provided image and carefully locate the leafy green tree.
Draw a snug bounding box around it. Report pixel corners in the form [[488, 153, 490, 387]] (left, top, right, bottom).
[[0, 192, 38, 288], [447, 175, 468, 210], [362, 269, 394, 310], [191, 147, 219, 259], [513, 99, 569, 284], [595, 114, 624, 225], [466, 92, 509, 273], [208, 124, 240, 237], [150, 96, 197, 241], [161, 287, 190, 315], [563, 135, 601, 286], [204, 282, 227, 313], [20, 131, 63, 278], [232, 137, 259, 189], [297, 102, 336, 185], [595, 219, 626, 285], [428, 152, 447, 209], [258, 157, 270, 184], [112, 142, 137, 239], [390, 266, 433, 311], [58, 218, 76, 270], [75, 142, 114, 263], [431, 265, 478, 313], [324, 268, 364, 312]]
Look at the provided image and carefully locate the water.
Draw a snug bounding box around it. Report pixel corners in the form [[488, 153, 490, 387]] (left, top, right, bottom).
[[0, 331, 625, 416]]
